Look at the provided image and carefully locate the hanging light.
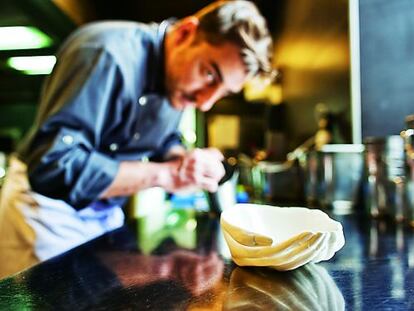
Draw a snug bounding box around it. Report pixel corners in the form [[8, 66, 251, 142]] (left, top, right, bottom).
[[7, 55, 56, 75], [0, 26, 53, 50]]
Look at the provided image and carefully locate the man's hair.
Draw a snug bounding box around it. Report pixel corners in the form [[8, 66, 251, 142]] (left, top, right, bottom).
[[194, 0, 274, 78]]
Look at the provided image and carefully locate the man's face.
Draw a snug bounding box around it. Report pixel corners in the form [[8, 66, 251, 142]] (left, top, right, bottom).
[[165, 27, 248, 112]]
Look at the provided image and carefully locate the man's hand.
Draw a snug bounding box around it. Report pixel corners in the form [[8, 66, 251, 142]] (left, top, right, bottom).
[[101, 148, 225, 198], [162, 148, 225, 193]]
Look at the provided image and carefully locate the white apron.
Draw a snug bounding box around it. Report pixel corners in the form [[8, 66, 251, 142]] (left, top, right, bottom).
[[0, 156, 124, 279]]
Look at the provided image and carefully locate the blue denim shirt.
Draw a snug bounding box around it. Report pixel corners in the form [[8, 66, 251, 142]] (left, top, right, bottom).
[[17, 20, 183, 210]]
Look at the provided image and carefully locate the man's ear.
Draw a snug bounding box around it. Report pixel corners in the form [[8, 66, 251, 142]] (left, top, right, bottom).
[[174, 16, 199, 46]]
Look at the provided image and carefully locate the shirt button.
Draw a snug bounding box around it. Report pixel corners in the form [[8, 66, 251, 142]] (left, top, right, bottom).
[[109, 143, 118, 151], [62, 135, 74, 145], [138, 96, 147, 106], [133, 132, 140, 140]]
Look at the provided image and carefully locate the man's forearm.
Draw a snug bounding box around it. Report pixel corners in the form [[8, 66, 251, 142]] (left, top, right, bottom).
[[100, 147, 225, 198], [99, 160, 178, 198]]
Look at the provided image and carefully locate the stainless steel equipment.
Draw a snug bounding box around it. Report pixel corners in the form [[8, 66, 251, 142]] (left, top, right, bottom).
[[302, 144, 364, 213], [237, 153, 303, 205], [363, 135, 406, 221]]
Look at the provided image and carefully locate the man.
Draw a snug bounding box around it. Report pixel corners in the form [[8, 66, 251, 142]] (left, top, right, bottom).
[[0, 0, 273, 278]]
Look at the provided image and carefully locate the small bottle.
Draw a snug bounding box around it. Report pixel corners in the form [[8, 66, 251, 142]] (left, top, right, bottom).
[[363, 137, 388, 218], [314, 103, 332, 150], [402, 115, 414, 227]]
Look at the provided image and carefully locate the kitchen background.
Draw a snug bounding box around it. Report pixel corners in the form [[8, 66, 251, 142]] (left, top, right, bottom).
[[3, 2, 414, 307], [1, 0, 414, 205]]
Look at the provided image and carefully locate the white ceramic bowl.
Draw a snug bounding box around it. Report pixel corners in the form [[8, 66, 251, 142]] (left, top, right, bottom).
[[220, 204, 345, 271]]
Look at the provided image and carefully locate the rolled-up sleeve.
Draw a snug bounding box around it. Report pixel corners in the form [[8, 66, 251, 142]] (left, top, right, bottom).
[[23, 46, 124, 208], [150, 132, 183, 161]]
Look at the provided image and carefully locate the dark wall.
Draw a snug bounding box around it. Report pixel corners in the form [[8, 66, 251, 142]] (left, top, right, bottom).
[[360, 0, 414, 137]]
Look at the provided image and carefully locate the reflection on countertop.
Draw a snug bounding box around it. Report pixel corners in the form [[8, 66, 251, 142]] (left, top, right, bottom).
[[1, 210, 414, 310], [224, 264, 344, 310]]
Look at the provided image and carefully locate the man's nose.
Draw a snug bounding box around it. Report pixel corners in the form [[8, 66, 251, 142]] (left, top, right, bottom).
[[196, 87, 222, 111]]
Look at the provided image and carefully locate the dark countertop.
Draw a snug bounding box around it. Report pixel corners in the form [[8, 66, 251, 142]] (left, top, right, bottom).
[[1, 207, 414, 310]]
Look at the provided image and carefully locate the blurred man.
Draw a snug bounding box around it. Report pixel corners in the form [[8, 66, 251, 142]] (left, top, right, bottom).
[[0, 0, 273, 278]]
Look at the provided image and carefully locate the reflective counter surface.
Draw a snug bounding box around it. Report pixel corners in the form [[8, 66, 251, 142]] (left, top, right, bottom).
[[1, 208, 414, 310]]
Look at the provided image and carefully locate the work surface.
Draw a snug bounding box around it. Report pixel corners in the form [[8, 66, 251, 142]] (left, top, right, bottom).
[[1, 208, 414, 310]]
